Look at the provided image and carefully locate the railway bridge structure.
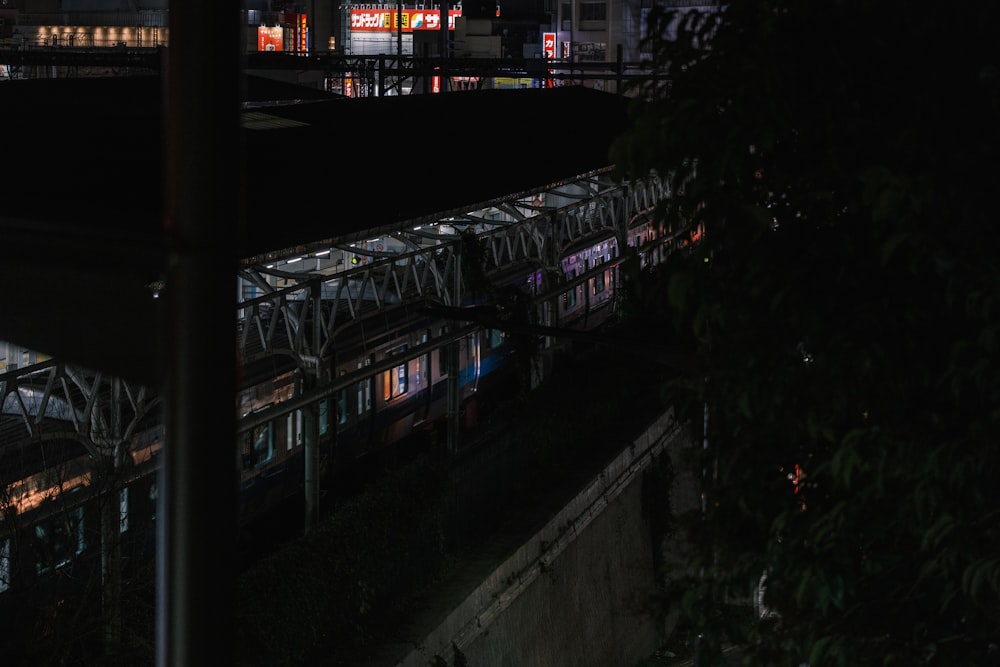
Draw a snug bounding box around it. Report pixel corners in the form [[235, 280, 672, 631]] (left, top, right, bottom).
[[0, 72, 686, 664]]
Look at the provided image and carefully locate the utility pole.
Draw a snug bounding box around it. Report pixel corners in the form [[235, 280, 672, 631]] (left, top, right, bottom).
[[439, 0, 449, 91], [158, 2, 240, 666]]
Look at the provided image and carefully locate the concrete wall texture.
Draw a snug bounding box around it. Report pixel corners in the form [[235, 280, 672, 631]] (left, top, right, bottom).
[[401, 408, 698, 667]]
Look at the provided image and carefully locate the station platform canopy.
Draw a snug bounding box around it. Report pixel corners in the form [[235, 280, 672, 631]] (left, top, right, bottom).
[[0, 74, 636, 383], [1, 74, 632, 255]]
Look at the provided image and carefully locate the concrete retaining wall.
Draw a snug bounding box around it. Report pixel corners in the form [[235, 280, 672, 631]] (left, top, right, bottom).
[[401, 408, 694, 667]]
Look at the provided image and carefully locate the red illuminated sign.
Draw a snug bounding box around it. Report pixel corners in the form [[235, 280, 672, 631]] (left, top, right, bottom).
[[542, 32, 556, 59], [349, 8, 461, 32], [258, 26, 283, 52], [542, 32, 556, 87], [298, 14, 308, 53]]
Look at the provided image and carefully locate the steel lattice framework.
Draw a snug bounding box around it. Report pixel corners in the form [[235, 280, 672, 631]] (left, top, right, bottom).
[[0, 362, 158, 484], [235, 169, 665, 371], [0, 169, 666, 458]]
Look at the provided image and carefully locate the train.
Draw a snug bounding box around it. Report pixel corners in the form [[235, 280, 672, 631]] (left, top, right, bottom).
[[233, 226, 635, 518], [0, 203, 700, 648]]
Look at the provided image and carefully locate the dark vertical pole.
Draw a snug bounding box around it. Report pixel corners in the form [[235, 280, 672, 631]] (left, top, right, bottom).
[[303, 398, 321, 533], [158, 1, 241, 666], [439, 0, 448, 57], [311, 0, 317, 50], [616, 43, 623, 94], [378, 54, 386, 96], [446, 339, 460, 452], [423, 42, 430, 94], [397, 0, 403, 58], [304, 282, 322, 534], [446, 247, 461, 452], [439, 0, 448, 91]]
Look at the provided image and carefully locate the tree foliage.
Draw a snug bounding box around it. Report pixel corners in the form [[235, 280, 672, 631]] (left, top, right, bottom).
[[611, 2, 1000, 665]]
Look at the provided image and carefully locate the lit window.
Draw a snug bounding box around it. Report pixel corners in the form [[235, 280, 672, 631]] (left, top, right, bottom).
[[358, 355, 373, 413], [243, 421, 274, 469], [384, 348, 409, 400], [1, 539, 10, 593], [563, 286, 577, 309], [34, 506, 86, 574]]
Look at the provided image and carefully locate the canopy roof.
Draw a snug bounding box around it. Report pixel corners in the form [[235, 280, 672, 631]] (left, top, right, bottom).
[[0, 74, 634, 382]]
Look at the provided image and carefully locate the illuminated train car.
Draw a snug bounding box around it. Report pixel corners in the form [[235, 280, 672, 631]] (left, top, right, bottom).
[[231, 212, 693, 522], [230, 224, 647, 521], [0, 400, 161, 618], [235, 302, 518, 520]]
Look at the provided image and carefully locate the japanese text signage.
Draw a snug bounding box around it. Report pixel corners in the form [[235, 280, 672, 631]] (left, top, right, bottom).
[[542, 32, 556, 59], [258, 26, 283, 52], [298, 14, 308, 53], [349, 8, 461, 32]]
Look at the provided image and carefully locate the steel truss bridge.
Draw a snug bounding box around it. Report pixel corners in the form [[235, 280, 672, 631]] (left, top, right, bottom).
[[1, 168, 669, 470]]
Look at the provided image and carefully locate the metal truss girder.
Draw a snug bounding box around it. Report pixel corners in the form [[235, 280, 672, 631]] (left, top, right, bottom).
[[628, 176, 669, 220], [235, 172, 664, 370], [237, 241, 461, 367], [552, 188, 620, 252], [0, 361, 156, 455], [1, 173, 665, 457]]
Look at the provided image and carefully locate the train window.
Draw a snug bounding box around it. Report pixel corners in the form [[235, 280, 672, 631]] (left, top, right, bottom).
[[418, 330, 431, 387], [120, 487, 129, 534], [412, 354, 423, 389], [358, 355, 373, 414], [243, 422, 274, 469], [563, 286, 577, 309], [470, 333, 481, 387], [383, 347, 409, 400], [337, 386, 348, 425], [320, 398, 331, 435], [486, 328, 504, 350], [382, 365, 405, 400], [1, 538, 10, 593], [592, 257, 605, 294], [286, 410, 304, 449], [34, 506, 85, 574]]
